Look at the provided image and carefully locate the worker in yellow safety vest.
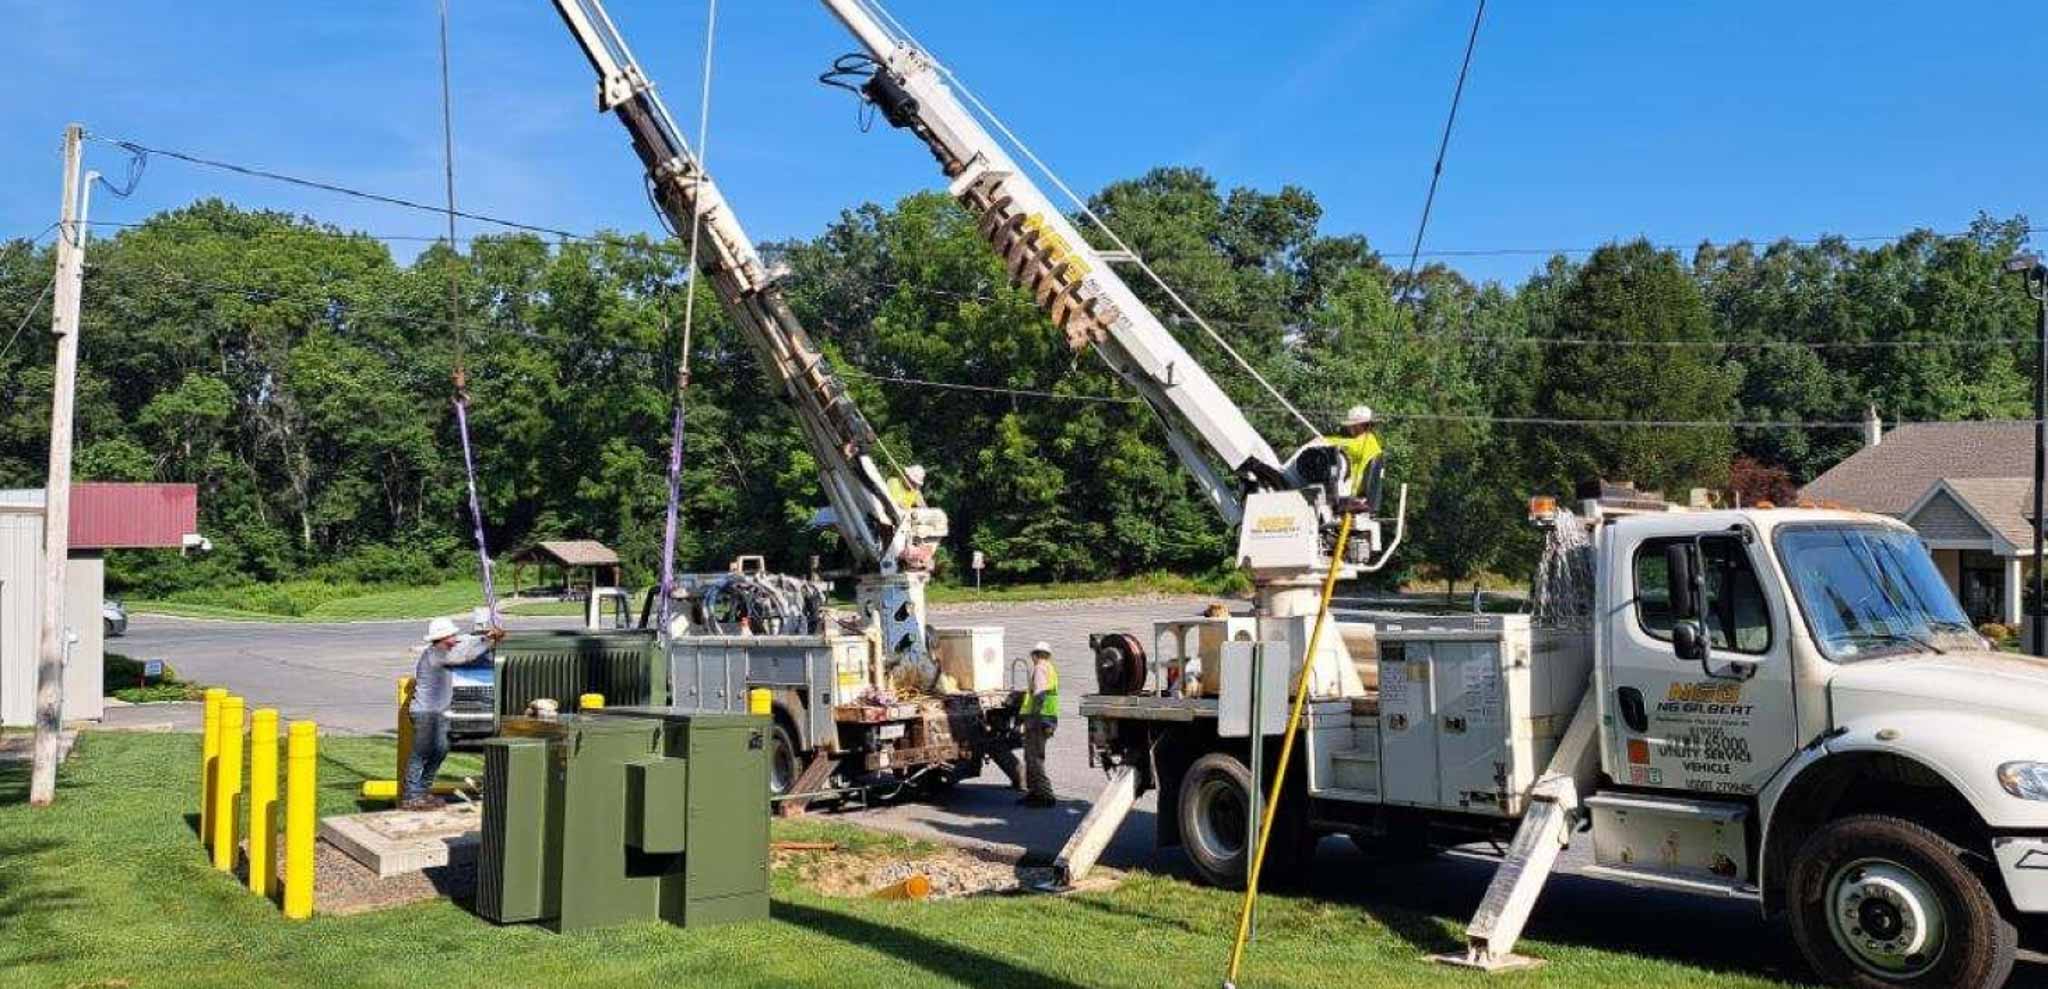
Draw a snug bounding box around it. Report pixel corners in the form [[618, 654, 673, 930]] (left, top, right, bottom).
[[886, 464, 927, 511], [1011, 642, 1060, 807], [1325, 404, 1385, 512]]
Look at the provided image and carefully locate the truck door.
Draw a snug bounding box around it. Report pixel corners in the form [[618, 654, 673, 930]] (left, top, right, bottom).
[[1606, 528, 1796, 796]]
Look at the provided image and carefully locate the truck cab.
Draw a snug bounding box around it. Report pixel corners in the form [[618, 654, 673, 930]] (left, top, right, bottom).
[[1603, 508, 2048, 986]]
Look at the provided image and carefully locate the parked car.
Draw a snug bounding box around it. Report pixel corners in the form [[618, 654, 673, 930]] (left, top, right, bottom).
[[102, 599, 127, 637]]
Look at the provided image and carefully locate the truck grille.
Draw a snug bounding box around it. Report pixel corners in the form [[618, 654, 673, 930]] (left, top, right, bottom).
[[450, 684, 493, 712]]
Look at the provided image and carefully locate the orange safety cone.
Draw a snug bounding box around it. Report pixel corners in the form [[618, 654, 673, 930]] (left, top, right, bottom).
[[871, 874, 932, 900]]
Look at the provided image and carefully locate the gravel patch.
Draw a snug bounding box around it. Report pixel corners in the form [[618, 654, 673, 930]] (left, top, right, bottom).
[[314, 839, 476, 916]]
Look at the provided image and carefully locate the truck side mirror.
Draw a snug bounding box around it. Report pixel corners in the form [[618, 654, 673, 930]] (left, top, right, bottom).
[[1664, 543, 1699, 620], [1671, 619, 1709, 662]]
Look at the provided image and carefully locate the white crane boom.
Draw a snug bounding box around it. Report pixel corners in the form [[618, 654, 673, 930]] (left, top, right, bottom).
[[816, 0, 1405, 581], [820, 0, 1290, 525]]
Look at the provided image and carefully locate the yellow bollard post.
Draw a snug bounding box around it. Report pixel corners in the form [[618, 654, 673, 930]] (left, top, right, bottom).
[[248, 709, 280, 898], [284, 720, 317, 920], [394, 676, 415, 799], [578, 692, 605, 711], [211, 695, 245, 872], [199, 687, 226, 851], [748, 687, 772, 717]]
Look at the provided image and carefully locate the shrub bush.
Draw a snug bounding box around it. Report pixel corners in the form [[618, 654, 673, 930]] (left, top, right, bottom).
[[1979, 621, 2016, 643]]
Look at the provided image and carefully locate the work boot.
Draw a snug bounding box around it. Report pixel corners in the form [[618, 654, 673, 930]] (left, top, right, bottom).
[[400, 796, 445, 812], [1020, 794, 1056, 808]]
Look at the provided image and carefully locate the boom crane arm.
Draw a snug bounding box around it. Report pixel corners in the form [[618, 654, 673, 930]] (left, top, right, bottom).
[[816, 0, 1405, 578], [551, 0, 929, 575], [818, 0, 1290, 526]]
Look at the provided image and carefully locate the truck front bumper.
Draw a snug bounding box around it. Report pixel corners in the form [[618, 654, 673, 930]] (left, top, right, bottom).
[[1994, 836, 2048, 913]]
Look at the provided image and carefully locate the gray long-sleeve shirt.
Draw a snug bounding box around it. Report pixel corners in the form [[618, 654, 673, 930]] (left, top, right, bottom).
[[412, 634, 490, 713]]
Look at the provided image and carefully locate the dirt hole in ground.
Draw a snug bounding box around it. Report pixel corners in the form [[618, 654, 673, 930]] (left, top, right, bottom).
[[775, 842, 1121, 899]]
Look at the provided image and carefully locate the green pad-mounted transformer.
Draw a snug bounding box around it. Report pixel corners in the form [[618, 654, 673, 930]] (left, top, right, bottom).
[[476, 707, 770, 932]]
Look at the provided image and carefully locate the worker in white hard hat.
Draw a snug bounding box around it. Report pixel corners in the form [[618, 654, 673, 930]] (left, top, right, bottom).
[[1016, 641, 1061, 807], [887, 464, 928, 511], [1325, 404, 1385, 513], [401, 615, 503, 810]]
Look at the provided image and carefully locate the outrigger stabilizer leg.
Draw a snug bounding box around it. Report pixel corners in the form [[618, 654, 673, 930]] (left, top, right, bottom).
[[1433, 685, 1600, 972]]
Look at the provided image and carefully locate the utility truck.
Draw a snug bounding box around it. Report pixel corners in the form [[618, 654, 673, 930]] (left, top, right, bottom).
[[806, 5, 2048, 985], [449, 2, 1033, 807], [1077, 492, 2048, 988]]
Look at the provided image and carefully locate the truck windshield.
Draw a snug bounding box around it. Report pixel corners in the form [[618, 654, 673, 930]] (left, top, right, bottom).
[[1778, 525, 1978, 660]]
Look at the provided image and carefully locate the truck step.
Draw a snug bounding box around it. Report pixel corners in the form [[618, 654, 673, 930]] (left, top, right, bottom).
[[1579, 863, 1759, 899]]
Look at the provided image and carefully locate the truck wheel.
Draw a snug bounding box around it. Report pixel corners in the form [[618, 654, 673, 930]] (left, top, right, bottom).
[[1787, 814, 2015, 988], [767, 721, 802, 798], [1178, 752, 1304, 889]]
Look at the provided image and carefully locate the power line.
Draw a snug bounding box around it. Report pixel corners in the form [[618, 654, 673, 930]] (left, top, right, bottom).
[[1399, 0, 1486, 297], [8, 235, 2039, 361], [24, 258, 2044, 434], [73, 212, 2045, 353], [0, 276, 58, 363]]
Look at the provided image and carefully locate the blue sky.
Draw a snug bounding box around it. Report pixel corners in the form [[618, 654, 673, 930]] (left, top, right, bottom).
[[1, 1, 2040, 287]]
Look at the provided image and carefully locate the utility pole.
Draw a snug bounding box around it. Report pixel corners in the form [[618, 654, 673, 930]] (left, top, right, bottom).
[[2013, 253, 2048, 656], [29, 124, 93, 807]]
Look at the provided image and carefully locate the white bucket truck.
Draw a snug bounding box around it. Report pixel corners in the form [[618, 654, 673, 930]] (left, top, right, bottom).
[[1078, 501, 2048, 988]]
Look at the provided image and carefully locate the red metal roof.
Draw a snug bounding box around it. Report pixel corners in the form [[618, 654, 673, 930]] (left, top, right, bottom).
[[69, 483, 198, 549]]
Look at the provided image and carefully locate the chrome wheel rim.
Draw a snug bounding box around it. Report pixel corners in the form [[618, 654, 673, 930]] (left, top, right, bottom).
[[1826, 857, 1946, 979]]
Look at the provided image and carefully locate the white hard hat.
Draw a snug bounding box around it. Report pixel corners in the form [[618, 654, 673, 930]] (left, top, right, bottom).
[[1031, 641, 1053, 656], [1343, 405, 1375, 427], [906, 464, 927, 485], [423, 616, 460, 643]]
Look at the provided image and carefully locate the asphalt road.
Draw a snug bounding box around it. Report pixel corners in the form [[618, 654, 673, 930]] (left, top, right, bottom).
[[111, 599, 2048, 984], [109, 612, 583, 732]]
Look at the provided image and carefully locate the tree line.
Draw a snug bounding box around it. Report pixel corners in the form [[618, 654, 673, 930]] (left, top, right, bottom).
[[0, 172, 2033, 598]]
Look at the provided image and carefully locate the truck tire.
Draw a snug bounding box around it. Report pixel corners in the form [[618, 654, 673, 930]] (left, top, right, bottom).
[[1787, 814, 2015, 988], [767, 720, 802, 798], [1178, 752, 1304, 890]]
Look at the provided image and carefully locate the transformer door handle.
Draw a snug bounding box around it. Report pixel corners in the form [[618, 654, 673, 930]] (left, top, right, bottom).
[[1617, 687, 1649, 734]]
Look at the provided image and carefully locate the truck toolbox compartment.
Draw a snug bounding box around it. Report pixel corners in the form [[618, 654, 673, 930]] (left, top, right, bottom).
[[1586, 792, 1750, 883], [1370, 616, 1592, 816]]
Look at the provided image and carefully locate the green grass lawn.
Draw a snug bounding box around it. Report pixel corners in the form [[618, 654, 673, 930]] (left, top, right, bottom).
[[130, 580, 585, 623], [0, 732, 1815, 989], [924, 572, 1243, 605], [130, 572, 1240, 623]]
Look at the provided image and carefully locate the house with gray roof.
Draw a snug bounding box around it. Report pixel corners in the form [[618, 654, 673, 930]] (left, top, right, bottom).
[[1800, 412, 2036, 625]]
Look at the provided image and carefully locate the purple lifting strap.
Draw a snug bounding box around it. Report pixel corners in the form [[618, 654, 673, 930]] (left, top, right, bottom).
[[453, 393, 499, 626], [654, 396, 687, 633]]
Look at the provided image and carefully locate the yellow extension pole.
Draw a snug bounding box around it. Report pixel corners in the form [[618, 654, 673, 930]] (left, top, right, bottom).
[[199, 687, 225, 851], [1223, 514, 1356, 987], [578, 692, 605, 711], [210, 695, 245, 872], [248, 709, 280, 899], [748, 688, 772, 717], [284, 720, 317, 920], [394, 676, 416, 796]]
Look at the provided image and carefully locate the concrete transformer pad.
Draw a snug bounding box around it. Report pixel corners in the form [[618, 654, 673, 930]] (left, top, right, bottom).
[[320, 804, 482, 878]]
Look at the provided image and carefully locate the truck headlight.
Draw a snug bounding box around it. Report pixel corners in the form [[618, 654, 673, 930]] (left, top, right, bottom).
[[1997, 762, 2048, 801]]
